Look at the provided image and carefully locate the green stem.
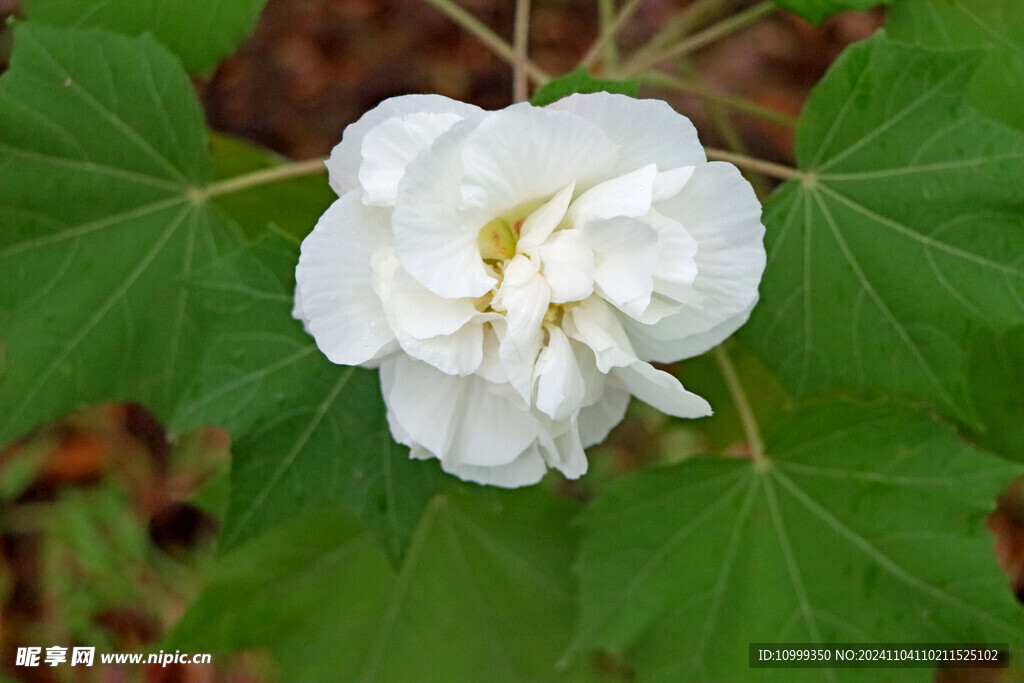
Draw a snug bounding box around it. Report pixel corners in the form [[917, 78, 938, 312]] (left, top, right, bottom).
[[622, 1, 775, 76], [513, 0, 532, 102], [580, 0, 646, 71], [704, 147, 803, 181], [712, 344, 768, 467], [422, 0, 551, 85], [641, 71, 798, 128], [195, 157, 327, 201]]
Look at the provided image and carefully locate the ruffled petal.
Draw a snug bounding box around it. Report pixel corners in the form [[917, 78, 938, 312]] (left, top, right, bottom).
[[359, 111, 465, 206], [493, 255, 550, 401], [459, 103, 619, 215], [397, 321, 485, 376], [517, 181, 575, 251], [295, 194, 397, 366], [647, 209, 699, 303], [547, 93, 705, 177], [578, 387, 630, 447], [534, 325, 586, 422], [611, 361, 711, 418], [475, 322, 508, 385], [537, 421, 588, 479], [387, 257, 480, 339], [326, 94, 482, 197], [652, 165, 696, 202], [442, 445, 548, 488], [633, 298, 759, 361], [291, 285, 312, 335], [585, 217, 659, 317], [562, 295, 637, 372], [381, 356, 541, 471], [565, 164, 657, 230], [536, 230, 595, 304], [392, 121, 498, 298], [624, 161, 765, 360]]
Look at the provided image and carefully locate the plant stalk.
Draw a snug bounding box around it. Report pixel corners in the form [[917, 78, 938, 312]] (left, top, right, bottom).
[[713, 344, 768, 467], [622, 1, 775, 76]]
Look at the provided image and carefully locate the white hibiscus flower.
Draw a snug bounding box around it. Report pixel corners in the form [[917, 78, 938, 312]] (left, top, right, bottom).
[[294, 92, 766, 487]]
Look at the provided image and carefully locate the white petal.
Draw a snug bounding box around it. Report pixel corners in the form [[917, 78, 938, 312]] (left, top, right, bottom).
[[578, 387, 630, 447], [397, 321, 485, 376], [291, 285, 312, 335], [536, 230, 595, 304], [547, 93, 705, 177], [380, 356, 454, 457], [359, 111, 465, 206], [534, 325, 587, 422], [295, 194, 396, 366], [612, 362, 711, 418], [635, 298, 758, 361], [475, 322, 508, 385], [647, 209, 699, 301], [494, 254, 550, 351], [493, 255, 550, 401], [563, 296, 637, 372], [392, 120, 497, 298], [627, 294, 684, 326], [442, 444, 548, 488], [388, 262, 480, 339], [326, 94, 482, 197], [538, 421, 588, 479], [496, 322, 537, 406], [652, 166, 696, 202], [626, 162, 765, 360], [517, 181, 575, 251], [459, 103, 619, 214], [381, 356, 540, 470], [565, 164, 657, 230], [585, 217, 659, 317]]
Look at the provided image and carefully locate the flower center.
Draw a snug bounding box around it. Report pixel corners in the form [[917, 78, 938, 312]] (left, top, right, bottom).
[[477, 217, 517, 263]]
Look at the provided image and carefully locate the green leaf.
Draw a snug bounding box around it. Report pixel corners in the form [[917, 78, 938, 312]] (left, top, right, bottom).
[[0, 24, 245, 446], [531, 67, 640, 107], [171, 233, 448, 560], [772, 0, 889, 25], [172, 489, 596, 682], [574, 403, 1022, 681], [21, 0, 267, 75], [740, 36, 1024, 420], [359, 488, 591, 682], [208, 133, 333, 240], [887, 0, 1024, 129], [965, 325, 1024, 460], [166, 505, 396, 681]]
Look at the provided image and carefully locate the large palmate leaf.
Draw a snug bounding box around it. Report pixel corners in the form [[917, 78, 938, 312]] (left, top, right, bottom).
[[887, 0, 1024, 129], [165, 506, 396, 681], [21, 0, 267, 75], [772, 0, 889, 25], [0, 24, 246, 446], [740, 36, 1024, 421], [574, 403, 1022, 681], [171, 233, 448, 560], [965, 325, 1024, 461], [170, 489, 595, 682], [357, 488, 588, 682]]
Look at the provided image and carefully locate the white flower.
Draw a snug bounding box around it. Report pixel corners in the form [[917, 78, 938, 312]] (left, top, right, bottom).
[[294, 92, 765, 487]]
